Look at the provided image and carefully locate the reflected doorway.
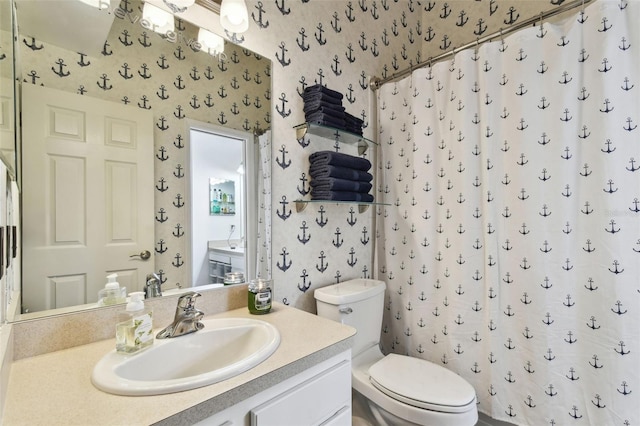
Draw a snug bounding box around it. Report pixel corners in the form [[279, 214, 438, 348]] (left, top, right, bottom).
[[188, 123, 255, 287]]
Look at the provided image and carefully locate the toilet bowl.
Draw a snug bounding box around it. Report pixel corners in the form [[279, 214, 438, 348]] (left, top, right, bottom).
[[314, 279, 478, 426]]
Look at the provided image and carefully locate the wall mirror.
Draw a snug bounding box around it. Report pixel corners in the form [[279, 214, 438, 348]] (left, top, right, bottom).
[[9, 0, 272, 320]]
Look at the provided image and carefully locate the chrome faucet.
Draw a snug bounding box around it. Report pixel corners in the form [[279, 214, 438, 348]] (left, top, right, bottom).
[[144, 273, 163, 299], [156, 292, 205, 339]]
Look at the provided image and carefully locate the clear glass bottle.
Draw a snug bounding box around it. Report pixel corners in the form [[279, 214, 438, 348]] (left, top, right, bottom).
[[116, 292, 154, 353]]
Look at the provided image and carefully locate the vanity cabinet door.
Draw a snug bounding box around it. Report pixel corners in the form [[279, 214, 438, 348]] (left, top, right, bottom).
[[250, 360, 351, 426]]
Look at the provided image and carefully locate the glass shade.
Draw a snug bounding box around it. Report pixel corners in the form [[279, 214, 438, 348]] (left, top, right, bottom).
[[142, 2, 175, 35], [220, 0, 249, 33]]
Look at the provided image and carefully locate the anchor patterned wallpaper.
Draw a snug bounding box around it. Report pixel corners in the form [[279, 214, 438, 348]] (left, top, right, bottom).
[[11, 0, 578, 312]]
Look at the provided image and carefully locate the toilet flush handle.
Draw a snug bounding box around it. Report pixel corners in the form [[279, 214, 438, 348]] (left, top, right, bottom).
[[339, 306, 353, 314]]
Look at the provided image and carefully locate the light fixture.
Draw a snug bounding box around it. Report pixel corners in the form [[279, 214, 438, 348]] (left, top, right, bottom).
[[220, 0, 249, 33], [198, 28, 225, 56], [142, 2, 175, 35], [162, 0, 195, 13]]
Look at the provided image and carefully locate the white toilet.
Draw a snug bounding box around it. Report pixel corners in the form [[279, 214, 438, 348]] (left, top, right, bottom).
[[314, 278, 478, 426]]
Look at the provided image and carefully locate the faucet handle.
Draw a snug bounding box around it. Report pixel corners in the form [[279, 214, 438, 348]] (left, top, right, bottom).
[[178, 291, 201, 310]]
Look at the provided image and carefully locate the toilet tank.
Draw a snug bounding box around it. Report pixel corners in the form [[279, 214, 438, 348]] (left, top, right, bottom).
[[314, 279, 386, 357]]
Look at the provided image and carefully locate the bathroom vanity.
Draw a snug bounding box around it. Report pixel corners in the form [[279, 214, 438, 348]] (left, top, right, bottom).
[[208, 244, 246, 284], [2, 303, 355, 425]]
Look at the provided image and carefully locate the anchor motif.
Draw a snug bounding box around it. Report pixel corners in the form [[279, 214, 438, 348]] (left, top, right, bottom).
[[251, 1, 269, 28], [52, 58, 71, 77], [522, 327, 533, 339], [614, 341, 630, 356], [296, 28, 309, 51], [172, 253, 184, 268], [297, 269, 311, 292], [544, 348, 555, 361], [276, 144, 291, 169], [297, 221, 311, 244], [611, 300, 627, 315], [332, 228, 343, 248], [173, 223, 184, 238], [331, 11, 342, 33], [315, 23, 326, 46], [173, 164, 184, 178], [138, 95, 151, 110], [173, 194, 184, 208], [542, 312, 554, 325], [156, 177, 168, 192], [605, 219, 620, 234], [155, 239, 168, 254], [568, 406, 582, 419], [102, 41, 113, 56], [276, 195, 291, 220], [118, 30, 133, 46], [621, 77, 634, 91], [97, 73, 113, 90], [174, 46, 185, 61], [331, 55, 342, 76], [156, 208, 168, 223], [174, 105, 185, 119], [583, 239, 595, 252], [617, 381, 632, 395], [315, 250, 327, 273], [277, 247, 292, 271], [276, 93, 291, 118], [276, 42, 291, 66], [174, 134, 184, 149], [156, 116, 169, 131], [590, 354, 603, 368], [566, 367, 579, 380], [608, 260, 624, 274], [584, 277, 598, 291], [545, 384, 557, 397], [157, 54, 169, 69], [23, 37, 44, 51], [624, 117, 637, 131], [504, 338, 515, 350], [559, 70, 572, 84], [347, 248, 357, 267], [316, 206, 328, 227]]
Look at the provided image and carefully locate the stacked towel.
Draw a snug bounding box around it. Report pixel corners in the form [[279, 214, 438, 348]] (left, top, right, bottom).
[[303, 84, 363, 136], [309, 151, 374, 203]]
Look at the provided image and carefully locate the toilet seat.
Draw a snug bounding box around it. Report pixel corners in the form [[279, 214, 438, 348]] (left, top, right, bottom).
[[369, 354, 476, 414]]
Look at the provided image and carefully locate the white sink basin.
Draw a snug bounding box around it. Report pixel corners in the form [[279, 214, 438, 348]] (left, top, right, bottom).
[[91, 317, 280, 396]]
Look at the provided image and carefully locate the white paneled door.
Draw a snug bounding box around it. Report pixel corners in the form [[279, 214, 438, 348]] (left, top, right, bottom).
[[22, 85, 154, 312]]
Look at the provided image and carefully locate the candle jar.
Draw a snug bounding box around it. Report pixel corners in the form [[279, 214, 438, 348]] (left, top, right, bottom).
[[247, 279, 272, 314]]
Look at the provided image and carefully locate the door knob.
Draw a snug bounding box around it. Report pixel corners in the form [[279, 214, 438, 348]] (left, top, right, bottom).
[[130, 250, 151, 260]]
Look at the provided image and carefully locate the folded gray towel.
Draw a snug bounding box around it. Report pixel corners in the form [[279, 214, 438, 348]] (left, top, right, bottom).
[[304, 100, 345, 114], [304, 84, 344, 101], [309, 165, 373, 182], [304, 106, 347, 120], [310, 178, 373, 193], [311, 190, 374, 203], [309, 151, 371, 171]]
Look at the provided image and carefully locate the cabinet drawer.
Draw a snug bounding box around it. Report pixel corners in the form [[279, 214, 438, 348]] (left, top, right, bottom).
[[251, 360, 351, 426]]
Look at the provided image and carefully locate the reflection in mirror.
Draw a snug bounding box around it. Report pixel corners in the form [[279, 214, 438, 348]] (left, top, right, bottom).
[[188, 123, 258, 288], [12, 0, 271, 319]]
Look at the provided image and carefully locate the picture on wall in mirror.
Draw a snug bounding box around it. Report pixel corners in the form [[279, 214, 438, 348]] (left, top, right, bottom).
[[209, 178, 235, 215]]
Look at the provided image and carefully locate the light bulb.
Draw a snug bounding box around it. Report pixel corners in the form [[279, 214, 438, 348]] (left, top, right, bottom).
[[220, 0, 249, 33], [198, 28, 224, 56], [142, 3, 175, 35]]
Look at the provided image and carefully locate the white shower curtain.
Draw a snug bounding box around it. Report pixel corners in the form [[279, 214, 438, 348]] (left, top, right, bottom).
[[256, 130, 272, 279], [376, 1, 638, 425]]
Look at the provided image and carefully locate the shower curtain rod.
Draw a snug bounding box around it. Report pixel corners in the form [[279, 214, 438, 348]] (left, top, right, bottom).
[[370, 0, 594, 90]]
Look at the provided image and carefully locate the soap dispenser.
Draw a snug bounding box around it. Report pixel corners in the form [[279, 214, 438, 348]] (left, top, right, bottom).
[[98, 273, 127, 306], [116, 292, 154, 354]]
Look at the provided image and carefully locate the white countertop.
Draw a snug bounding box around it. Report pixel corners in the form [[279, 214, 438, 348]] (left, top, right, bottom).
[[3, 304, 355, 426]]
